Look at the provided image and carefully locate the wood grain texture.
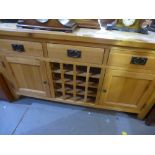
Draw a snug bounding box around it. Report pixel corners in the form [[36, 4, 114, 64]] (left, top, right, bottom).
[[0, 73, 15, 101], [60, 63, 66, 99], [73, 19, 100, 29], [40, 61, 51, 97], [7, 57, 50, 97], [1, 23, 155, 49], [47, 43, 104, 64], [15, 90, 140, 114], [6, 56, 40, 65], [42, 43, 48, 57], [84, 66, 90, 103], [138, 88, 155, 119], [96, 68, 105, 104], [108, 49, 155, 71], [45, 62, 55, 98], [73, 64, 76, 99], [99, 69, 155, 112], [0, 39, 43, 57], [0, 23, 155, 118], [0, 55, 19, 99]]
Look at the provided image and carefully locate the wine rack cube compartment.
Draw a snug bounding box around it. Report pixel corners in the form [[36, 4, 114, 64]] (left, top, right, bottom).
[[51, 62, 101, 104]]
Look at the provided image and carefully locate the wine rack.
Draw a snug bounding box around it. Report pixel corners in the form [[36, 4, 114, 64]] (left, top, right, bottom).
[[51, 62, 102, 104]]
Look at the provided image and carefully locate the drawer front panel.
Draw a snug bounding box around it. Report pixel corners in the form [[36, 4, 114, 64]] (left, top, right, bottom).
[[108, 49, 155, 70], [47, 43, 104, 64], [0, 39, 43, 57]]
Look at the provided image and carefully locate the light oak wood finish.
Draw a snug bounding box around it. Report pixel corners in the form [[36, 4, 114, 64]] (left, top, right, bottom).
[[0, 56, 17, 100], [138, 88, 155, 119], [0, 55, 19, 99], [1, 23, 155, 49], [47, 61, 102, 104], [84, 66, 90, 103], [0, 39, 43, 57], [108, 49, 155, 71], [47, 43, 104, 64], [99, 69, 155, 112], [6, 57, 50, 97], [0, 73, 15, 101], [15, 91, 140, 114], [45, 62, 55, 98], [73, 64, 76, 99], [95, 68, 105, 104], [0, 23, 155, 119], [42, 43, 48, 57], [60, 63, 66, 99]]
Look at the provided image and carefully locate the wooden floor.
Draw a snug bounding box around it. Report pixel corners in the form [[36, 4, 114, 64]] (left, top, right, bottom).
[[0, 97, 155, 135]]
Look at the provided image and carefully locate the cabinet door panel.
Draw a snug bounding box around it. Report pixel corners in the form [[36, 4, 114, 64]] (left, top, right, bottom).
[[6, 57, 50, 97], [11, 63, 43, 91], [100, 69, 155, 111]]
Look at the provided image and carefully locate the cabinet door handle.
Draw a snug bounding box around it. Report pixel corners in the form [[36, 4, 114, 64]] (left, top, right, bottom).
[[130, 56, 148, 65], [67, 49, 81, 58], [12, 44, 25, 52]]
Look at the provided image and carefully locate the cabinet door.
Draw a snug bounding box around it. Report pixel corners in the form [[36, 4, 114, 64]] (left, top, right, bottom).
[[0, 55, 19, 99], [99, 69, 155, 112], [6, 56, 50, 97]]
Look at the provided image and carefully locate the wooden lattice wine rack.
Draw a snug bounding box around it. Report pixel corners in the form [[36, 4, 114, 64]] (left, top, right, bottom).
[[50, 62, 102, 104]]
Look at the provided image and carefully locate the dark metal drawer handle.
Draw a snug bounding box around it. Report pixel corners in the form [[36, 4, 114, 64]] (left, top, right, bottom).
[[12, 44, 25, 52], [67, 49, 81, 58], [130, 57, 148, 65]]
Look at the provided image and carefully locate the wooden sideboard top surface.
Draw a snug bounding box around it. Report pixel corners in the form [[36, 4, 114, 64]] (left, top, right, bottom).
[[0, 23, 155, 49]]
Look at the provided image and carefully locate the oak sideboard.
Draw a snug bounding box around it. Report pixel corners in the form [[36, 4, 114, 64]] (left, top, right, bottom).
[[0, 23, 155, 119]]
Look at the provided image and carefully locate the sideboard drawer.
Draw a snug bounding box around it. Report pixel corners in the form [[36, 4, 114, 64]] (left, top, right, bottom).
[[107, 49, 155, 70], [0, 39, 43, 57], [47, 43, 104, 64]]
